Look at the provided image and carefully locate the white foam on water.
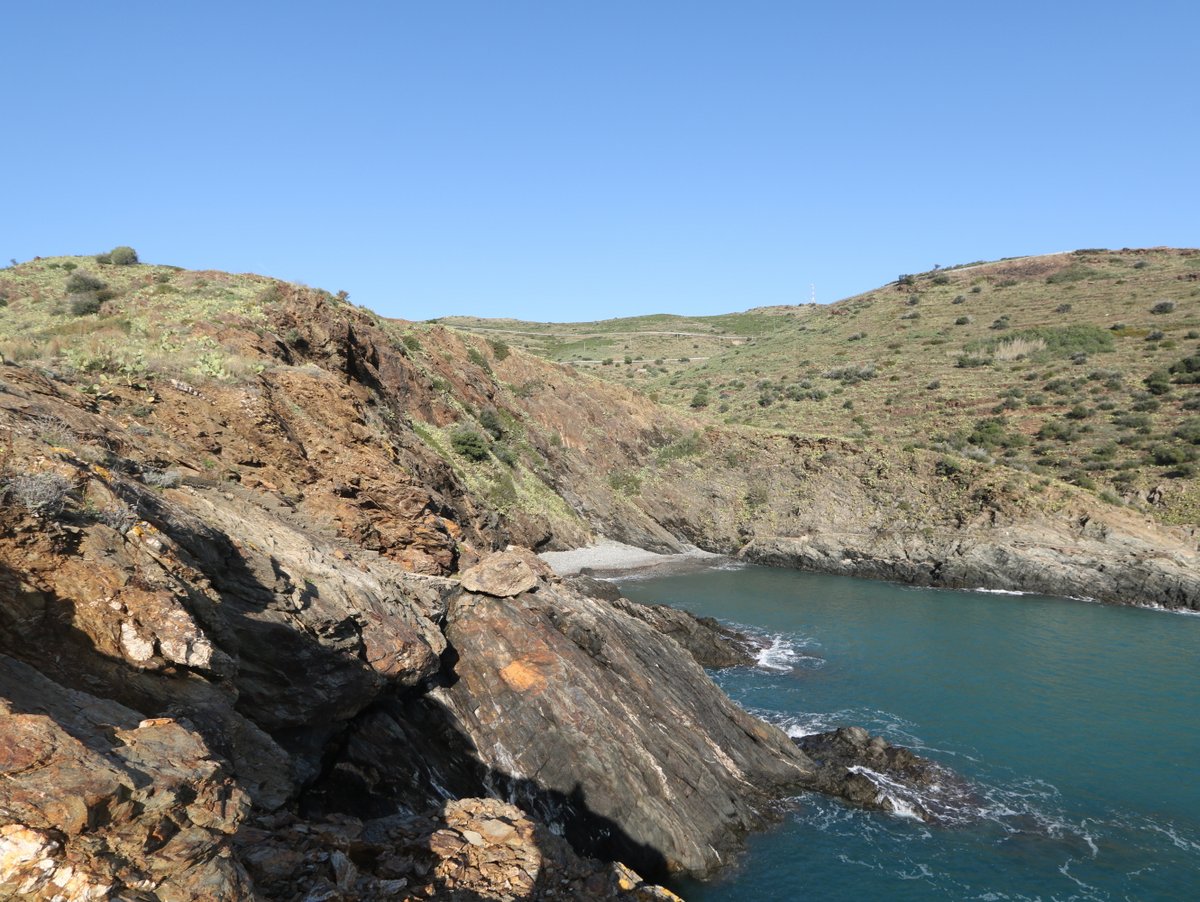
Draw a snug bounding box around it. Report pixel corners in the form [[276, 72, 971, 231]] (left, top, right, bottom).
[[848, 766, 929, 822], [972, 588, 1033, 596], [755, 635, 801, 671]]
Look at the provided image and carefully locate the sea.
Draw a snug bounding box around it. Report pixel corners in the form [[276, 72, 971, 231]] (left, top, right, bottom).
[[615, 564, 1200, 901]]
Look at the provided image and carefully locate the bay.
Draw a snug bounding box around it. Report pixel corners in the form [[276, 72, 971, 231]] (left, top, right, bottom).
[[617, 565, 1200, 901]]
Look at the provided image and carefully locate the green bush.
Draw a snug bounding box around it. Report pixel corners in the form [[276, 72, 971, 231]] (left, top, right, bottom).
[[450, 428, 489, 461], [1174, 418, 1200, 445], [487, 338, 510, 360], [1149, 444, 1196, 466], [955, 315, 972, 325], [1144, 370, 1172, 395], [109, 246, 138, 265], [467, 347, 491, 371], [65, 271, 105, 294], [478, 406, 504, 439], [69, 294, 101, 316], [493, 443, 519, 467], [1150, 300, 1175, 315]]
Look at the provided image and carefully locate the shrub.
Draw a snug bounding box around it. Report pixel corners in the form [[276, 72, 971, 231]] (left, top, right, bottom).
[[972, 325, 1113, 360], [493, 444, 519, 467], [400, 334, 422, 352], [1146, 331, 1164, 342], [478, 406, 504, 439], [1174, 418, 1200, 444], [690, 389, 710, 409], [109, 246, 138, 265], [69, 294, 101, 316], [822, 362, 877, 384], [487, 338, 510, 361], [450, 428, 489, 461], [1149, 444, 1196, 466], [952, 295, 966, 304], [6, 472, 72, 517], [1038, 420, 1079, 442], [935, 457, 964, 478], [1046, 265, 1101, 284], [467, 347, 491, 371], [990, 316, 1011, 330], [1150, 300, 1176, 315], [900, 310, 920, 320], [1055, 303, 1072, 313], [142, 468, 182, 488], [971, 285, 983, 294], [65, 271, 105, 294], [1144, 370, 1172, 395]]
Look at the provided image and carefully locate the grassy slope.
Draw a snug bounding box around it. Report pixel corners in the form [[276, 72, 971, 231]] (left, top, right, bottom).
[[3, 249, 1199, 533], [447, 248, 1200, 525]]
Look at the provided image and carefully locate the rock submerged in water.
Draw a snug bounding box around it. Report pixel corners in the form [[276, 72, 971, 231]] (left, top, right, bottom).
[[793, 726, 970, 823]]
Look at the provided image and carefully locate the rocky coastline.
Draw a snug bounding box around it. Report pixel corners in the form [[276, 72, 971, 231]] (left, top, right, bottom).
[[1, 280, 1196, 899]]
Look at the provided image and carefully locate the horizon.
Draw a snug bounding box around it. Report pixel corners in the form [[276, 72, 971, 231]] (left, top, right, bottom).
[[4, 2, 1197, 321]]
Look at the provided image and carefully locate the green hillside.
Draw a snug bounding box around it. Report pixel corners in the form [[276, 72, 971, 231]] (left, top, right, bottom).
[[447, 248, 1200, 524]]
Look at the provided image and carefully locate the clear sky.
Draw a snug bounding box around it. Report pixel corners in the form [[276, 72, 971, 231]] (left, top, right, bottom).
[[3, 1, 1196, 321]]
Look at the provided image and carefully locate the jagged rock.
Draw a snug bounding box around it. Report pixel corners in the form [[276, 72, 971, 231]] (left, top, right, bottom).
[[235, 798, 677, 900], [425, 577, 815, 878], [0, 655, 253, 900], [568, 575, 756, 668], [794, 726, 972, 823]]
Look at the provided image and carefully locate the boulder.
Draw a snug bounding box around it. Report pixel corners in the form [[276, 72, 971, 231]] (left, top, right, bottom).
[[460, 549, 547, 597]]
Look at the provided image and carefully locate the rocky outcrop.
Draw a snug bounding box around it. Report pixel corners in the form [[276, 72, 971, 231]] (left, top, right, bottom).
[[0, 655, 252, 900], [325, 562, 813, 880], [236, 797, 681, 901], [794, 727, 973, 825], [568, 575, 756, 668], [742, 511, 1200, 610]]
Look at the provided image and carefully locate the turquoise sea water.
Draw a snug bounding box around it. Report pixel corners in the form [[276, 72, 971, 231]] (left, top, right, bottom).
[[616, 565, 1200, 901]]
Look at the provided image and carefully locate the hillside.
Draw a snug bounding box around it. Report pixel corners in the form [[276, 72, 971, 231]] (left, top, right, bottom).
[[0, 251, 1198, 898], [446, 248, 1200, 525]]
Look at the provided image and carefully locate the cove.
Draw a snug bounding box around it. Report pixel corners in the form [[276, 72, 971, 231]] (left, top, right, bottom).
[[616, 564, 1200, 901]]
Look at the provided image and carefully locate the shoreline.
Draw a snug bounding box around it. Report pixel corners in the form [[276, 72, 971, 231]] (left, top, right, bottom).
[[539, 539, 731, 579]]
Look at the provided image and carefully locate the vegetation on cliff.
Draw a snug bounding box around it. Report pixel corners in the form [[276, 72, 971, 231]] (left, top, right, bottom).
[[446, 248, 1200, 524]]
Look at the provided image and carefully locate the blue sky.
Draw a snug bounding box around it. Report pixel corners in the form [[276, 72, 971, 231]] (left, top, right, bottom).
[[3, 2, 1196, 321]]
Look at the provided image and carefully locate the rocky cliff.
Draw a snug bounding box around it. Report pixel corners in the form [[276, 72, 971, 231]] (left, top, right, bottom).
[[1, 264, 1198, 898]]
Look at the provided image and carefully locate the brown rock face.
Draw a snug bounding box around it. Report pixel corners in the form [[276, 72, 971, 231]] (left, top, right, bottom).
[[430, 579, 814, 877], [460, 549, 547, 597], [0, 655, 253, 900], [234, 797, 678, 900]]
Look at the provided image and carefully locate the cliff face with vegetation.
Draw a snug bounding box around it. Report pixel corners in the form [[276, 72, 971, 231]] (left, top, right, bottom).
[[0, 254, 1197, 899]]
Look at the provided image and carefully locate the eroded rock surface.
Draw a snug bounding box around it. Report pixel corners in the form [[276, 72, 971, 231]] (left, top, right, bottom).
[[433, 570, 813, 877], [236, 798, 680, 901], [0, 655, 252, 900], [794, 726, 973, 824]]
